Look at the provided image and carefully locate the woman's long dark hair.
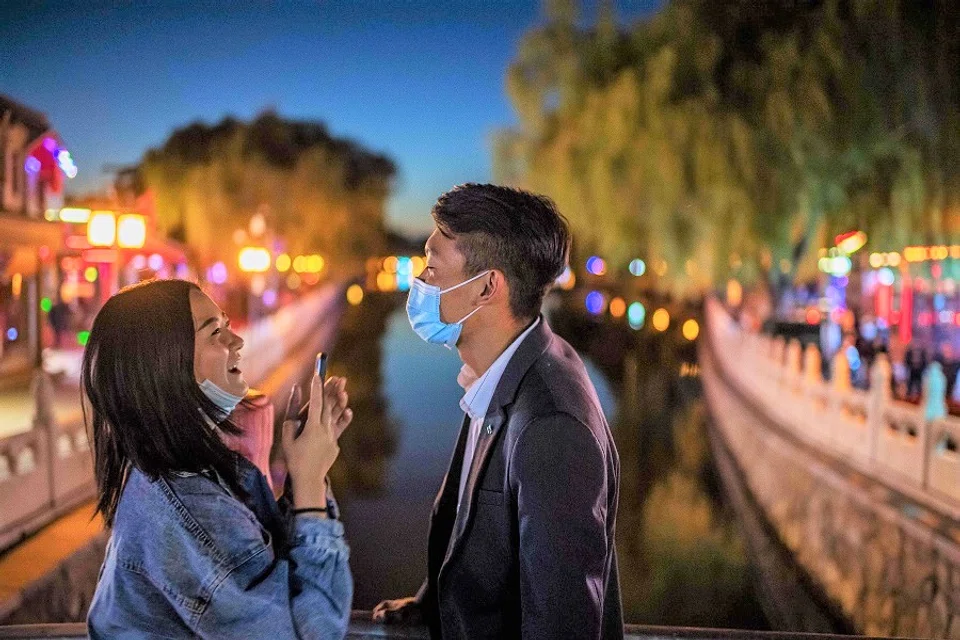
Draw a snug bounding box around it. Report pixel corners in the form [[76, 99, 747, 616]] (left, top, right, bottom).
[[81, 279, 244, 526]]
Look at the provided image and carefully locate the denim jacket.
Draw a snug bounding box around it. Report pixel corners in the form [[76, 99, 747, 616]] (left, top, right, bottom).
[[87, 456, 352, 639]]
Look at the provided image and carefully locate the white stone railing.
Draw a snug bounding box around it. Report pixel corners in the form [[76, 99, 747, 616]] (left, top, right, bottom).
[[0, 286, 342, 552], [706, 298, 960, 514]]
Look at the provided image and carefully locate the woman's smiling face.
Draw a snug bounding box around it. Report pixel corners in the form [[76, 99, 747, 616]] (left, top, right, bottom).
[[190, 289, 248, 397]]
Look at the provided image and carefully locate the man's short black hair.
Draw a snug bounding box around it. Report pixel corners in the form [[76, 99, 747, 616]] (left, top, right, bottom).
[[431, 183, 571, 320]]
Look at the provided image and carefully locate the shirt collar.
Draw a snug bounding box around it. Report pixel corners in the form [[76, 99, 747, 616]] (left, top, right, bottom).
[[458, 317, 540, 421]]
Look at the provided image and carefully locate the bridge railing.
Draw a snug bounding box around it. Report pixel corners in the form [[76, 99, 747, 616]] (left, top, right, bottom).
[[706, 299, 960, 516], [0, 615, 900, 640], [0, 287, 340, 553]]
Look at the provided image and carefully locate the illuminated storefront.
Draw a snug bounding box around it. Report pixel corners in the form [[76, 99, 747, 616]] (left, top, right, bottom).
[[0, 95, 72, 372]]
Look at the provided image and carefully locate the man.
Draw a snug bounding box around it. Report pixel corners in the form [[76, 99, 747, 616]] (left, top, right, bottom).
[[373, 184, 623, 639]]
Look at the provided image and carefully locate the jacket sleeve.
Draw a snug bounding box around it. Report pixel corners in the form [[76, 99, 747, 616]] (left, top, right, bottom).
[[193, 508, 352, 639], [509, 412, 609, 640]]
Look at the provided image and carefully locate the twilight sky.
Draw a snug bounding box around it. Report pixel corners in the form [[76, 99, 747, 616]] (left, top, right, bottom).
[[1, 0, 662, 235]]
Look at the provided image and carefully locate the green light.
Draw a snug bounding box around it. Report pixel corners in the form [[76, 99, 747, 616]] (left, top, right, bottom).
[[41, 298, 52, 313], [628, 302, 646, 330], [77, 331, 90, 346]]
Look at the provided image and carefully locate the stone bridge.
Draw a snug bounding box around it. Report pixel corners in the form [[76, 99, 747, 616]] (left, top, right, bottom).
[[702, 298, 960, 638]]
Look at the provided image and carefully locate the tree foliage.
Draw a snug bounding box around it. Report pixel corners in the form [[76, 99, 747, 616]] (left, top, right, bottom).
[[140, 111, 396, 267], [495, 0, 960, 296]]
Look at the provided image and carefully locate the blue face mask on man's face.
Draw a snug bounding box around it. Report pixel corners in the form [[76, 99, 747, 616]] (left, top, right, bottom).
[[406, 270, 490, 349], [199, 379, 244, 419]]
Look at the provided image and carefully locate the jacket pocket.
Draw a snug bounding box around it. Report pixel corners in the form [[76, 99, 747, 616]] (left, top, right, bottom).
[[477, 489, 504, 505]]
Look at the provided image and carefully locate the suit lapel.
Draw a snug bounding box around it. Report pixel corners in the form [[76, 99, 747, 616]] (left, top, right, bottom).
[[440, 317, 554, 573], [433, 413, 471, 518], [428, 413, 470, 583]]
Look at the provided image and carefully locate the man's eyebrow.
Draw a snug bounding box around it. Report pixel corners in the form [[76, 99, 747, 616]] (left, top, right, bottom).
[[195, 313, 225, 333]]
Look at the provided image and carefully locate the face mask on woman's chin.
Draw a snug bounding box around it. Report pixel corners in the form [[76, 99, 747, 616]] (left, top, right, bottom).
[[198, 378, 244, 420]]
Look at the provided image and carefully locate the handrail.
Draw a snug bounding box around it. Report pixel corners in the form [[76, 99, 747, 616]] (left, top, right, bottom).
[[705, 299, 960, 520], [0, 612, 919, 640]]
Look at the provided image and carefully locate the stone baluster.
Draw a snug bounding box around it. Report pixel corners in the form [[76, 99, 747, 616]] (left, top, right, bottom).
[[868, 353, 892, 460], [772, 335, 786, 365], [832, 347, 852, 393], [30, 368, 56, 509], [922, 361, 947, 423], [804, 343, 822, 385]]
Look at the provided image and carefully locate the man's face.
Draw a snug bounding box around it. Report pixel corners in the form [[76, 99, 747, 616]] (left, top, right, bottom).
[[423, 228, 484, 324]]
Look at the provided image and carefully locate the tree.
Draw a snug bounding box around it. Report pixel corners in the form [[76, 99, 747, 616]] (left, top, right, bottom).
[[139, 111, 396, 268], [495, 0, 960, 300]]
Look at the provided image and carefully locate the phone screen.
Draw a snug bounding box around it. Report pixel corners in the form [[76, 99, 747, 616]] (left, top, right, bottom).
[[316, 352, 328, 381]]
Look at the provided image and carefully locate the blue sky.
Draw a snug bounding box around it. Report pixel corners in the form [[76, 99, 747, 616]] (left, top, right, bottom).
[[1, 1, 662, 235]]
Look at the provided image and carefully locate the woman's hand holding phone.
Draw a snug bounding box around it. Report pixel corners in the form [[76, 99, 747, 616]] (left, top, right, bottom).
[[281, 372, 352, 510]]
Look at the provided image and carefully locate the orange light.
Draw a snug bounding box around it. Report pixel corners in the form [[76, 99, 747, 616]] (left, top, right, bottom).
[[806, 308, 821, 325], [411, 256, 426, 277], [835, 230, 867, 255], [65, 235, 91, 250], [726, 280, 743, 307], [609, 297, 626, 319], [117, 214, 146, 249], [276, 253, 291, 272], [383, 256, 399, 274], [87, 211, 116, 247], [346, 284, 364, 306], [82, 249, 118, 263], [682, 319, 700, 341], [376, 271, 396, 292], [652, 308, 670, 332], [293, 256, 307, 273]]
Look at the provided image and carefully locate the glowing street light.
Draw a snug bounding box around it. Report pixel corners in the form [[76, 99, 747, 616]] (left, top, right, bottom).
[[682, 319, 700, 341], [346, 284, 364, 306], [238, 247, 271, 273], [627, 302, 645, 330], [652, 308, 670, 332], [609, 297, 626, 319], [586, 256, 607, 276], [58, 207, 91, 223], [87, 211, 116, 247], [117, 214, 146, 249]]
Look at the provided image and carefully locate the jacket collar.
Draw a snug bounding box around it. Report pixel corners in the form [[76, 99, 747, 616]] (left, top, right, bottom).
[[484, 314, 553, 416]]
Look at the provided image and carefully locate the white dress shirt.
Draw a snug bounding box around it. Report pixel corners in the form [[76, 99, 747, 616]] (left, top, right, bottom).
[[456, 317, 540, 511]]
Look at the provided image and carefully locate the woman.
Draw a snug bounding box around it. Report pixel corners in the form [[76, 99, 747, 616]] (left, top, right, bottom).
[[84, 279, 353, 639]]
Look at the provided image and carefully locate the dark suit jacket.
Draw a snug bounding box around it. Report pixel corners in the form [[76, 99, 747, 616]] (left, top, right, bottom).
[[416, 317, 623, 639]]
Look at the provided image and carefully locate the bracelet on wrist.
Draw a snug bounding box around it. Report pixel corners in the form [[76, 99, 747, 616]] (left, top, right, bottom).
[[293, 506, 327, 515]]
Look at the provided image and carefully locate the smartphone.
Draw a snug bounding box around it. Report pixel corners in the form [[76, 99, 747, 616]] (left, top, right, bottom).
[[315, 352, 328, 382], [293, 352, 328, 438]]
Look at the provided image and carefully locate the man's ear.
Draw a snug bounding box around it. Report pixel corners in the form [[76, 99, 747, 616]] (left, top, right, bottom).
[[478, 270, 505, 304]]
